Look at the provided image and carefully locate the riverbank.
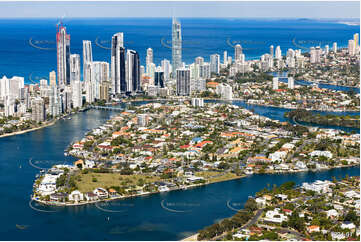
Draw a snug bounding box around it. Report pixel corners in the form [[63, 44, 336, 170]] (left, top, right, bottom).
[[181, 233, 199, 241], [32, 173, 246, 207], [32, 162, 360, 208], [107, 98, 360, 114], [285, 109, 360, 128], [0, 119, 58, 139]]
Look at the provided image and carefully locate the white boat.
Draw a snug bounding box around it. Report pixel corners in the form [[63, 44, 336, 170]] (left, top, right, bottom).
[[158, 185, 170, 192], [244, 170, 254, 175]]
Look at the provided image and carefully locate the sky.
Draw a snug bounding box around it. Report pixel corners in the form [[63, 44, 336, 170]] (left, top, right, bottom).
[[0, 1, 359, 19]]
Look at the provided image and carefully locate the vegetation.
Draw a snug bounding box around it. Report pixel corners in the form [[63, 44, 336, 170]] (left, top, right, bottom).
[[285, 109, 360, 128]]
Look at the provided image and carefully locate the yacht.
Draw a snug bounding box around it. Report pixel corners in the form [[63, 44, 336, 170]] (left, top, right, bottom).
[[158, 185, 170, 192], [244, 170, 254, 175]]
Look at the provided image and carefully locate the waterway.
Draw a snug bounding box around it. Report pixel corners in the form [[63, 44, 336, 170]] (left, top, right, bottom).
[[269, 72, 360, 93], [0, 103, 359, 240]]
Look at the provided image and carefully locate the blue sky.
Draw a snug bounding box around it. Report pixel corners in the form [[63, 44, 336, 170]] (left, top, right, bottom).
[[0, 1, 359, 19]]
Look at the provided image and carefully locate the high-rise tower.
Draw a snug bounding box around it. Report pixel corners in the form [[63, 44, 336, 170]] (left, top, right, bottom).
[[126, 50, 141, 94], [56, 22, 70, 86], [172, 17, 182, 78], [111, 33, 126, 94], [234, 44, 242, 61], [82, 40, 92, 82]]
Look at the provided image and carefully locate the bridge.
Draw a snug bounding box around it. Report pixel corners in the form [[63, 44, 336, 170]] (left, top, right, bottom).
[[89, 105, 124, 111]]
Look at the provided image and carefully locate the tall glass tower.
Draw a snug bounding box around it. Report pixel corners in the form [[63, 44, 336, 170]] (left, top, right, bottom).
[[56, 22, 70, 86], [172, 17, 182, 78]]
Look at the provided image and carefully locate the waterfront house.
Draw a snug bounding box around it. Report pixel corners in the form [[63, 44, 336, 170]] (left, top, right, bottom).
[[108, 188, 118, 198], [69, 190, 84, 203], [50, 192, 68, 202], [84, 192, 98, 201], [93, 188, 108, 199]]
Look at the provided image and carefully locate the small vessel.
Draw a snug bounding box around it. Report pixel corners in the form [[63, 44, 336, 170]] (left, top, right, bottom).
[[158, 186, 170, 192], [16, 224, 28, 230], [64, 152, 68, 156], [67, 117, 72, 120], [244, 170, 254, 175]]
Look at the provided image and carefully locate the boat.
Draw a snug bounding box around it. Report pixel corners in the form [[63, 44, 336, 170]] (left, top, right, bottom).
[[16, 224, 28, 230], [244, 170, 254, 175], [64, 152, 68, 156], [67, 117, 72, 120], [158, 185, 170, 192]]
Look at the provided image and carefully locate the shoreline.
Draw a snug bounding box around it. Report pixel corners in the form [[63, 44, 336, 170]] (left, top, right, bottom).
[[0, 119, 58, 139], [112, 98, 360, 114], [177, 164, 360, 242], [32, 164, 359, 208], [32, 174, 245, 207]]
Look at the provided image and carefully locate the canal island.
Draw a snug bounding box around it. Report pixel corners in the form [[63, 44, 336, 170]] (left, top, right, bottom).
[[31, 101, 360, 206]]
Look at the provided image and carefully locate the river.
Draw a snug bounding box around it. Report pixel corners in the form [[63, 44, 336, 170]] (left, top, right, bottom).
[[0, 103, 359, 240], [269, 72, 360, 93]]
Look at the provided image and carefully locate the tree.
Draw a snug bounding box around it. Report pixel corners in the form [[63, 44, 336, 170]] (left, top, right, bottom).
[[244, 198, 258, 212]]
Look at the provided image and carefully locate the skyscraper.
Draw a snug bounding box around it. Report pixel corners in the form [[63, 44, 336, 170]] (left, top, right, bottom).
[[126, 50, 141, 94], [72, 80, 82, 108], [92, 61, 110, 99], [332, 42, 337, 53], [210, 54, 220, 74], [270, 45, 274, 58], [161, 59, 171, 82], [111, 32, 126, 94], [70, 54, 80, 85], [354, 33, 359, 49], [325, 45, 329, 55], [146, 48, 153, 75], [172, 17, 182, 78], [56, 22, 70, 86], [176, 68, 190, 96], [83, 40, 93, 82], [234, 44, 242, 61], [223, 51, 228, 65], [154, 67, 165, 88], [348, 39, 356, 56], [49, 71, 56, 86], [275, 46, 282, 60], [31, 97, 45, 122]]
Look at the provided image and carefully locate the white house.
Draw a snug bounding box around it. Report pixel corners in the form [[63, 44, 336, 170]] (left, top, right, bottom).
[[326, 209, 339, 219], [269, 151, 287, 162], [264, 208, 288, 223], [68, 190, 84, 202], [310, 150, 333, 159], [341, 222, 356, 230], [255, 197, 267, 207], [93, 188, 108, 199]]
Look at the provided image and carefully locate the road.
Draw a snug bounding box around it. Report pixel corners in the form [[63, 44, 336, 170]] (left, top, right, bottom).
[[213, 208, 264, 241]]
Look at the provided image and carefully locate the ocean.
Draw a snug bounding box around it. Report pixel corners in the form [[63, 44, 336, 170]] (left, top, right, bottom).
[[0, 18, 359, 84]]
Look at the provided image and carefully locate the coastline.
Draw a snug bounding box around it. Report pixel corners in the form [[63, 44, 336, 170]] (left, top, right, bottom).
[[32, 163, 359, 208], [181, 233, 199, 241], [177, 165, 360, 242], [0, 119, 58, 139], [113, 98, 360, 113], [32, 174, 246, 207]]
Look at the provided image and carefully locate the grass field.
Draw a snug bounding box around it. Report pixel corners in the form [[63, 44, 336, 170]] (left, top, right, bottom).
[[75, 172, 162, 193], [195, 171, 240, 183]]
